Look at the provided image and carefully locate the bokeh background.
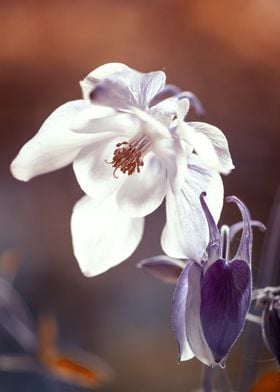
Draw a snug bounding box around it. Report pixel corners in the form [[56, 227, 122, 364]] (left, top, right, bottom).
[[0, 0, 279, 391]]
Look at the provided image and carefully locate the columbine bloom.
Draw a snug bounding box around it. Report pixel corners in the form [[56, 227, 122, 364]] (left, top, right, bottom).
[[11, 63, 234, 276], [139, 193, 265, 367]]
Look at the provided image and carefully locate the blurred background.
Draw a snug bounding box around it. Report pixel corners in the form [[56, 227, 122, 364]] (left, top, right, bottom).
[[0, 0, 279, 390]]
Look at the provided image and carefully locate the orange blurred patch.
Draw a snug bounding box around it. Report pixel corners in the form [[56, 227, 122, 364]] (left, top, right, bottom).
[[251, 371, 280, 392], [37, 315, 109, 388], [50, 356, 101, 388]]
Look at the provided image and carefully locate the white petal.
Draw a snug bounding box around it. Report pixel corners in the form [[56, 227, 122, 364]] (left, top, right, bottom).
[[127, 108, 188, 192], [161, 154, 224, 260], [184, 122, 234, 175], [80, 63, 130, 100], [10, 100, 95, 181], [131, 107, 170, 138], [71, 107, 138, 136], [154, 136, 187, 193], [149, 97, 190, 127], [116, 154, 167, 217], [71, 195, 144, 277], [73, 137, 127, 200]]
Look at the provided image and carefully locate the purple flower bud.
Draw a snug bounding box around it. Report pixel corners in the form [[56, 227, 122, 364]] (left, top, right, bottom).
[[173, 194, 255, 366], [200, 258, 251, 363], [262, 298, 280, 365], [253, 288, 280, 365]]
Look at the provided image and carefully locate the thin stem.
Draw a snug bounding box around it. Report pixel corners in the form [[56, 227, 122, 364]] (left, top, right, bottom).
[[219, 368, 234, 391], [201, 365, 216, 392]]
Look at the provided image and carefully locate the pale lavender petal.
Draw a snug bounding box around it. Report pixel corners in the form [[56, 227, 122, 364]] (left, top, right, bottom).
[[183, 262, 216, 365], [138, 255, 184, 284], [262, 302, 280, 364], [150, 84, 182, 106], [80, 63, 130, 99], [200, 192, 222, 263], [200, 259, 251, 364], [91, 79, 138, 110], [172, 261, 196, 361], [226, 196, 253, 265], [229, 220, 266, 243], [90, 69, 166, 110]]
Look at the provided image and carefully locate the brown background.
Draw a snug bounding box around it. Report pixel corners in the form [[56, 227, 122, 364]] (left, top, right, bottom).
[[0, 1, 279, 391]]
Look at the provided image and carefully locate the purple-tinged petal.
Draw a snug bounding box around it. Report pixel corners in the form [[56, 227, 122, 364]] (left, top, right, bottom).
[[172, 261, 196, 361], [200, 259, 251, 364], [90, 69, 166, 110], [229, 220, 266, 243], [80, 63, 130, 100], [138, 255, 184, 284], [226, 196, 253, 265], [182, 262, 216, 365], [150, 84, 182, 106], [262, 301, 280, 365], [91, 79, 138, 110], [200, 192, 222, 264]]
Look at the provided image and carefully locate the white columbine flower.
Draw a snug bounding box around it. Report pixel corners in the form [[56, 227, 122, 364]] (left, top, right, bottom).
[[11, 63, 234, 277]]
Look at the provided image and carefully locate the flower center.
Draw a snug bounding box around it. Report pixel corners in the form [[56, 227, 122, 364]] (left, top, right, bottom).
[[107, 134, 152, 178]]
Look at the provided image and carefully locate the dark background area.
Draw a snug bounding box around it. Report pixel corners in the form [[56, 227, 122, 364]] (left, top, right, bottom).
[[0, 1, 279, 390]]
